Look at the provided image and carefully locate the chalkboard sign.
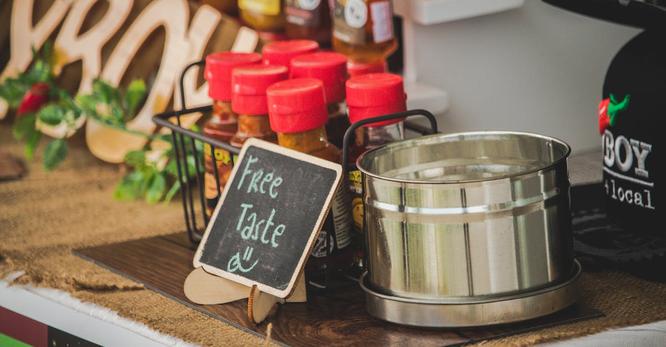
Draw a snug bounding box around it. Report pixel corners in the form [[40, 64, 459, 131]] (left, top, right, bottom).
[[193, 138, 343, 298]]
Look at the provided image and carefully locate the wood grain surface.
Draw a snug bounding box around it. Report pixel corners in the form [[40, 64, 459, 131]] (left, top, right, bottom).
[[74, 234, 602, 346]]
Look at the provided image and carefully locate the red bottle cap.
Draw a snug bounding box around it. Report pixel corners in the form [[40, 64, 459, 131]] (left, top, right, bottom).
[[290, 52, 347, 104], [232, 64, 289, 116], [267, 78, 328, 134], [347, 60, 387, 78], [346, 73, 407, 127], [262, 40, 319, 68], [205, 52, 262, 101]]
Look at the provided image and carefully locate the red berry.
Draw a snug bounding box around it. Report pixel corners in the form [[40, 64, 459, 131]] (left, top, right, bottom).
[[17, 82, 50, 116]]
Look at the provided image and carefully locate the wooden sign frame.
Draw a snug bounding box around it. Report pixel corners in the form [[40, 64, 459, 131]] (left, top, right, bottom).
[[193, 138, 343, 299]]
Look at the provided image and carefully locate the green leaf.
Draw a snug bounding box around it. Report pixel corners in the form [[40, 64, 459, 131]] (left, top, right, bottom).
[[57, 89, 79, 113], [24, 130, 42, 160], [114, 181, 136, 201], [63, 109, 80, 126], [37, 104, 65, 125], [0, 42, 56, 109], [75, 94, 97, 114], [110, 103, 125, 124], [28, 59, 51, 82], [183, 155, 199, 180], [92, 78, 120, 104], [0, 78, 30, 107], [41, 41, 54, 69], [12, 113, 37, 140], [165, 159, 179, 177], [145, 173, 166, 204], [113, 170, 145, 200], [139, 170, 155, 196], [124, 79, 146, 116], [156, 133, 172, 143], [43, 138, 67, 170], [124, 150, 146, 168], [163, 181, 180, 203], [13, 113, 41, 159]]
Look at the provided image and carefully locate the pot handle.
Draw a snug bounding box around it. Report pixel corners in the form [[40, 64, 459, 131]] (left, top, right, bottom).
[[341, 109, 439, 174]]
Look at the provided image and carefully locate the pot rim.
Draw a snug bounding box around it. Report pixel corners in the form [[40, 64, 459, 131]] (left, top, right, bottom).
[[356, 130, 572, 185]]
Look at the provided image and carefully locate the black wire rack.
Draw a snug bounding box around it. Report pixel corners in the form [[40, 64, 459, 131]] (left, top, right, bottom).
[[152, 59, 439, 248]]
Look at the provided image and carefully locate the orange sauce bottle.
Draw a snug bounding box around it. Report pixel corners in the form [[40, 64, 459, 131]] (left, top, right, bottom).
[[203, 52, 262, 211], [332, 0, 397, 63], [267, 78, 353, 289], [230, 64, 289, 148], [284, 0, 332, 46], [290, 51, 349, 148], [346, 73, 406, 273], [261, 39, 319, 71]]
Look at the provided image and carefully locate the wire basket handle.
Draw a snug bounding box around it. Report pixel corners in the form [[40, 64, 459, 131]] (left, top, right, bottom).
[[341, 109, 439, 174]]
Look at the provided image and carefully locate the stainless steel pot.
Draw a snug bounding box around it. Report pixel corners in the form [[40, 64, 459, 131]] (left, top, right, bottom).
[[357, 131, 573, 303]]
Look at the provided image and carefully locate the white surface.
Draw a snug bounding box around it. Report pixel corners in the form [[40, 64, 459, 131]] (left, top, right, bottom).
[[544, 320, 666, 346], [405, 81, 450, 115], [0, 273, 194, 347], [394, 0, 524, 25], [398, 0, 641, 153]]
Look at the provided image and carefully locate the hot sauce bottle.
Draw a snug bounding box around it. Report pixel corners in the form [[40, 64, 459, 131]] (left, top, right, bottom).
[[203, 52, 263, 212], [290, 52, 349, 148], [261, 39, 319, 70], [238, 0, 286, 35], [267, 78, 353, 289], [346, 73, 406, 274], [284, 0, 332, 46], [332, 0, 397, 63], [218, 64, 287, 196], [230, 64, 289, 148]]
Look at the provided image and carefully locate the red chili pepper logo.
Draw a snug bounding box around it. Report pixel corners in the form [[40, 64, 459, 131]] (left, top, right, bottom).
[[598, 94, 630, 135], [17, 82, 50, 116]]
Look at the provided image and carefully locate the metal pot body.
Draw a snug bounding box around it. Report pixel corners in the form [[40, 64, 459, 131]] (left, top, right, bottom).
[[357, 131, 573, 300]]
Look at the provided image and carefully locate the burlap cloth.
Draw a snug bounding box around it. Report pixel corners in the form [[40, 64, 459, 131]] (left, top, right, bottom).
[[1, 123, 666, 346]]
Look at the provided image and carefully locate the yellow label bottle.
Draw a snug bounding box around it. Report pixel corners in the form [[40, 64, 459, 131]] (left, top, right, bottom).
[[332, 0, 397, 63], [239, 0, 286, 32]]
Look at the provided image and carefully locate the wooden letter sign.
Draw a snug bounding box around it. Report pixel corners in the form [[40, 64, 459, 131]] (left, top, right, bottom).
[[193, 138, 343, 299]]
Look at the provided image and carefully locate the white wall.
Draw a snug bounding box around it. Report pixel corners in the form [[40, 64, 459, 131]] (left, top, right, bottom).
[[405, 1, 640, 152]]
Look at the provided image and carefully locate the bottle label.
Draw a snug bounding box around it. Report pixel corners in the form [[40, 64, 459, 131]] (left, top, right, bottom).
[[311, 187, 352, 257], [311, 230, 335, 258], [204, 143, 232, 165], [333, 0, 394, 44], [348, 170, 364, 230], [331, 186, 352, 248], [286, 0, 324, 27], [333, 0, 367, 44], [348, 170, 362, 194], [370, 1, 394, 43], [238, 0, 281, 16]]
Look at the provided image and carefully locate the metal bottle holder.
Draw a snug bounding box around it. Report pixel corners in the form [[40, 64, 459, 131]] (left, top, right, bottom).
[[153, 59, 439, 248]]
